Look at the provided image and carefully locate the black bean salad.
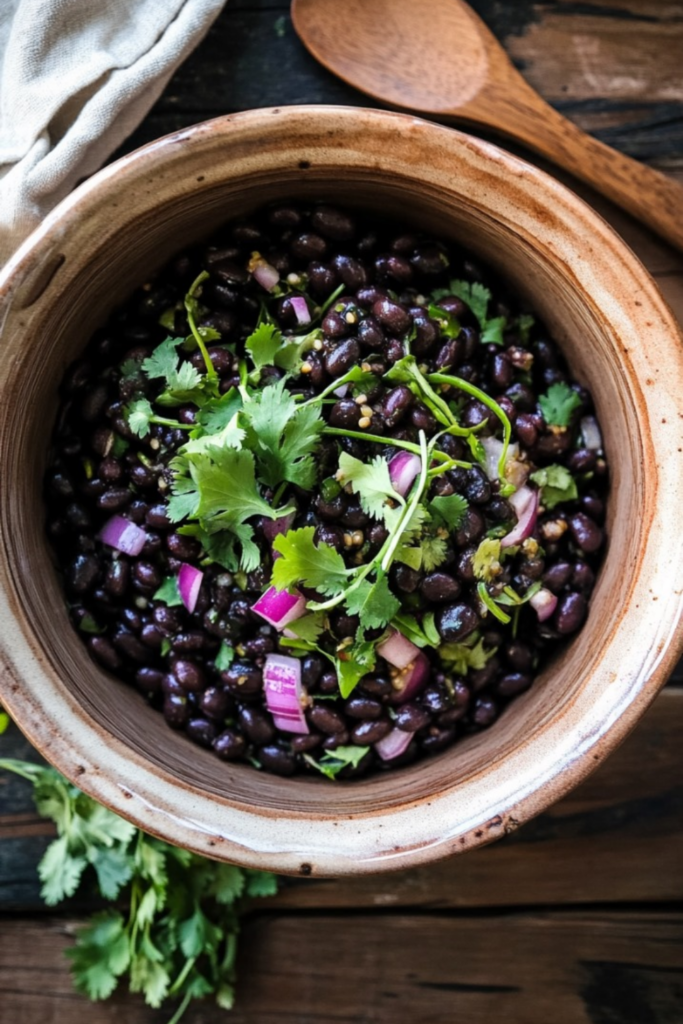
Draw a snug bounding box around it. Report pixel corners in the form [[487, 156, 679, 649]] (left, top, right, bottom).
[[46, 201, 608, 780]]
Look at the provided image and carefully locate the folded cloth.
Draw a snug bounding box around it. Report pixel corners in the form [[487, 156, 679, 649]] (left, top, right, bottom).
[[0, 0, 226, 266]]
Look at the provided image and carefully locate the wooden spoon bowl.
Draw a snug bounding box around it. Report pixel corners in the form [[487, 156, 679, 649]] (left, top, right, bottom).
[[0, 107, 682, 876]]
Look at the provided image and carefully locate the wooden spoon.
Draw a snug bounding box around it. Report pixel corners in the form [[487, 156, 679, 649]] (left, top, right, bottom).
[[291, 0, 683, 253]]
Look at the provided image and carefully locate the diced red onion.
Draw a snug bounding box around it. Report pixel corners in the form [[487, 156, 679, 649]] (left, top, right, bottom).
[[389, 651, 431, 705], [375, 727, 414, 761], [178, 563, 203, 614], [290, 295, 311, 325], [530, 587, 558, 622], [98, 515, 147, 556], [250, 257, 280, 292], [388, 450, 422, 497], [262, 509, 297, 558], [480, 436, 527, 487], [581, 415, 602, 452], [263, 654, 309, 734], [377, 629, 421, 670], [333, 383, 349, 398], [252, 586, 306, 630], [501, 486, 539, 548]]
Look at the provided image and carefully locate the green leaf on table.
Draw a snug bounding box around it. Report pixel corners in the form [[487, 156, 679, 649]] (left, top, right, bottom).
[[38, 835, 87, 905], [89, 845, 133, 901], [244, 870, 279, 898], [67, 910, 130, 1000], [130, 955, 170, 1008]]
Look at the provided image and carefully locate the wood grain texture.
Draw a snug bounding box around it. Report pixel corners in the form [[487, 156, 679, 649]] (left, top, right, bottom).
[[3, 690, 683, 912], [1, 912, 682, 1024]]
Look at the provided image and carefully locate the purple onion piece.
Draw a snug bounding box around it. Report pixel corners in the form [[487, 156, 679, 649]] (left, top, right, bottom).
[[501, 486, 539, 548], [252, 586, 306, 630], [98, 515, 147, 556], [263, 653, 309, 734], [375, 727, 413, 761], [178, 563, 203, 614], [388, 450, 422, 497]]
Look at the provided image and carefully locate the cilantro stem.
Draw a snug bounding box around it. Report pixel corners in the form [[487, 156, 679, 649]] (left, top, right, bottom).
[[166, 990, 193, 1024], [381, 430, 429, 572], [477, 581, 512, 624], [185, 271, 218, 381], [0, 758, 43, 782], [322, 426, 453, 464], [428, 372, 511, 480], [150, 415, 193, 431], [318, 282, 346, 316], [168, 955, 197, 996]]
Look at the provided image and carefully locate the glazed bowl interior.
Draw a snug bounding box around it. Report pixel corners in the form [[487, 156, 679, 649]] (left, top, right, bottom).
[[1, 107, 681, 874]]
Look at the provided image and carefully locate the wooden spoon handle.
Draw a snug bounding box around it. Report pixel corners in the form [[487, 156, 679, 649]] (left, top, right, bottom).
[[480, 86, 683, 253]]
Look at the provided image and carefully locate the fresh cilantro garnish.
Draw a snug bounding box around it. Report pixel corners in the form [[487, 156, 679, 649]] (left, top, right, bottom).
[[272, 527, 349, 596], [472, 538, 502, 582], [477, 581, 512, 624], [245, 322, 283, 372], [538, 383, 582, 428], [515, 313, 535, 345], [124, 398, 192, 440], [392, 611, 440, 648], [495, 581, 542, 607], [0, 756, 277, 1018], [344, 575, 401, 630], [337, 452, 403, 522], [168, 448, 289, 572], [241, 379, 325, 489], [427, 303, 461, 340], [419, 532, 449, 572], [429, 493, 468, 530], [77, 612, 104, 634], [445, 279, 507, 345], [284, 612, 327, 644], [194, 389, 243, 434], [215, 642, 235, 671], [439, 634, 496, 675], [152, 576, 183, 607], [303, 745, 370, 780], [530, 464, 578, 509]]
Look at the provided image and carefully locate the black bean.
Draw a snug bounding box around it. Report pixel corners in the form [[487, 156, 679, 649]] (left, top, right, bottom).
[[435, 339, 462, 370], [472, 695, 498, 727], [133, 561, 162, 592], [113, 631, 154, 664], [568, 513, 604, 553], [139, 624, 163, 649], [221, 662, 263, 696], [87, 635, 121, 671], [322, 731, 350, 751], [291, 232, 327, 261], [455, 508, 485, 547], [329, 398, 362, 429], [375, 253, 413, 285], [359, 675, 392, 698], [314, 492, 347, 521], [357, 317, 385, 350], [372, 297, 411, 334], [469, 656, 501, 692], [321, 310, 349, 339], [438, 603, 480, 642], [332, 254, 367, 290], [410, 244, 447, 275], [325, 338, 360, 377], [97, 488, 131, 512], [135, 667, 165, 693], [572, 561, 595, 593], [393, 564, 421, 593], [410, 402, 437, 432], [186, 718, 218, 748], [68, 554, 99, 594], [382, 385, 413, 427], [394, 703, 430, 732], [214, 729, 246, 760], [420, 685, 452, 714], [308, 705, 346, 735], [269, 204, 302, 228], [455, 547, 476, 582], [238, 706, 275, 745], [504, 641, 534, 673], [420, 572, 461, 603], [463, 466, 491, 505], [490, 352, 513, 390], [311, 205, 355, 241], [350, 718, 391, 744], [542, 561, 573, 593], [496, 673, 532, 697], [171, 631, 206, 652], [258, 744, 297, 776], [163, 693, 190, 729], [307, 261, 339, 298], [385, 338, 406, 363], [291, 733, 323, 753], [345, 697, 383, 720], [420, 726, 456, 753], [199, 687, 231, 720], [554, 592, 587, 635], [171, 659, 206, 692], [153, 605, 182, 634]]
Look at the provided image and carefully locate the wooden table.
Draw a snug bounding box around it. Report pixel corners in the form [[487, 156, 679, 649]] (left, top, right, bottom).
[[2, 2, 683, 1020]]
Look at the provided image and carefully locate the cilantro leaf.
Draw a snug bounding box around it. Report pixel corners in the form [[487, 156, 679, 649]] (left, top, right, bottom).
[[447, 279, 507, 345], [126, 397, 154, 438], [285, 612, 326, 644], [392, 611, 440, 648], [429, 493, 468, 530], [245, 322, 283, 372], [141, 337, 184, 381], [515, 313, 535, 345], [38, 835, 87, 905], [194, 389, 243, 434], [245, 870, 279, 898], [439, 635, 496, 675], [530, 464, 578, 509], [130, 955, 170, 1008], [272, 527, 348, 596], [68, 911, 130, 1000], [215, 642, 235, 671], [337, 452, 402, 523], [304, 745, 370, 780], [241, 379, 325, 489], [420, 533, 449, 572], [181, 412, 245, 455], [344, 575, 400, 630], [472, 538, 502, 582], [153, 576, 183, 607], [538, 383, 582, 428], [273, 328, 321, 372]]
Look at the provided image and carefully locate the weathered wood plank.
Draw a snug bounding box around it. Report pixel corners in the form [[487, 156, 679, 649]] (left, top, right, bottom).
[[3, 690, 683, 911], [1, 912, 681, 1024]]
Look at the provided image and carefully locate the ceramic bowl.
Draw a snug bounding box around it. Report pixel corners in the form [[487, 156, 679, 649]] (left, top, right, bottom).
[[1, 106, 682, 877]]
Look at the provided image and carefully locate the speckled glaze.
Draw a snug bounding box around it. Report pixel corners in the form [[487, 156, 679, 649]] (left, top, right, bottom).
[[0, 107, 682, 877]]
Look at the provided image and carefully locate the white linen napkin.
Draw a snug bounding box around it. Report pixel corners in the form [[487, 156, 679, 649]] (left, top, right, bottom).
[[0, 0, 227, 266]]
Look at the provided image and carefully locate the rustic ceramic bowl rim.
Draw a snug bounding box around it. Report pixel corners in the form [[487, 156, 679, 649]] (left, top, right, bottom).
[[1, 105, 682, 876]]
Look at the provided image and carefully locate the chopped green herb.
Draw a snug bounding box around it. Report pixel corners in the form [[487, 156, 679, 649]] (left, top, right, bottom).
[[428, 493, 468, 531], [344, 575, 401, 631], [477, 581, 512, 624], [472, 538, 502, 582], [439, 635, 495, 676], [515, 313, 535, 345], [272, 527, 349, 597], [530, 463, 578, 509], [245, 322, 283, 373], [392, 611, 440, 648], [303, 745, 370, 780], [538, 382, 582, 428], [443, 280, 507, 345], [241, 379, 325, 489], [337, 452, 403, 523], [153, 576, 183, 607], [215, 642, 235, 671]]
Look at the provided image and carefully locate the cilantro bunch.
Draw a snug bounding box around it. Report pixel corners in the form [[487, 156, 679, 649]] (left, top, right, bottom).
[[0, 749, 277, 1022]]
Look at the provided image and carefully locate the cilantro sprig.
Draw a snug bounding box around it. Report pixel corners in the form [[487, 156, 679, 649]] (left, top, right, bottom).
[[433, 279, 507, 344], [0, 753, 277, 1021], [538, 382, 582, 428]]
